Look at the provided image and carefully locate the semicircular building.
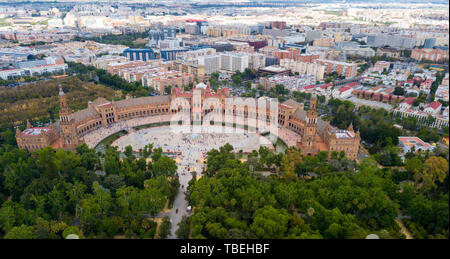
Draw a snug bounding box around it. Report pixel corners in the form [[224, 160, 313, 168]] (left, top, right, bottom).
[[16, 83, 360, 160]]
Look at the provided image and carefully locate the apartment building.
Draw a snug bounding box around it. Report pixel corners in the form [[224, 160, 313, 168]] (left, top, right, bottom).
[[93, 55, 128, 70], [259, 46, 279, 57], [316, 59, 357, 78], [342, 47, 375, 58], [273, 48, 301, 60], [376, 47, 402, 59], [148, 27, 177, 47], [370, 61, 391, 73], [120, 66, 167, 83], [105, 60, 147, 75], [313, 37, 335, 47], [198, 54, 221, 74], [230, 42, 254, 53], [170, 60, 205, 82], [248, 53, 267, 70], [280, 59, 325, 81], [220, 52, 249, 72], [260, 74, 316, 92], [411, 48, 449, 63], [367, 34, 415, 49], [142, 70, 193, 94], [206, 27, 222, 37], [295, 54, 321, 63], [177, 48, 217, 61], [123, 48, 156, 61]]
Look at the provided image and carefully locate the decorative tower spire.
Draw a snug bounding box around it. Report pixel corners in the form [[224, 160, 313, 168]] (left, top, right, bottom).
[[348, 122, 354, 132], [309, 93, 317, 111], [26, 119, 32, 129], [58, 80, 65, 97], [58, 79, 72, 120]]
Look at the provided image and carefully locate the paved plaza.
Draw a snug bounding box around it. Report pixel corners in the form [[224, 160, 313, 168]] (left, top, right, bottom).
[[112, 125, 273, 153], [83, 115, 173, 148]]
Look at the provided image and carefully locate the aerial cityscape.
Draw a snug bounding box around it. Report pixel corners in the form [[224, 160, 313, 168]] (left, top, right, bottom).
[[0, 0, 448, 243]]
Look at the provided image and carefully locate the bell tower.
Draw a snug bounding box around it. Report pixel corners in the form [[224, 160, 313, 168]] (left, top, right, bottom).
[[301, 94, 318, 155], [58, 81, 80, 149], [59, 83, 72, 122]]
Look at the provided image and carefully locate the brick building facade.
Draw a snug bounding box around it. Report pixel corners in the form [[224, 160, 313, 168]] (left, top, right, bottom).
[[17, 83, 360, 159]]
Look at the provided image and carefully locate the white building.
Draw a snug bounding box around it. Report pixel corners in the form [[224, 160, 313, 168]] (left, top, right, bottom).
[[27, 63, 68, 76], [0, 63, 68, 80], [0, 68, 24, 80], [434, 85, 449, 102], [423, 102, 442, 115], [93, 55, 128, 70], [177, 48, 216, 61], [219, 52, 249, 73], [248, 53, 266, 70], [342, 47, 375, 58], [260, 74, 316, 92], [398, 137, 436, 154], [280, 59, 325, 81], [158, 39, 182, 49], [198, 54, 221, 75], [332, 86, 354, 99]]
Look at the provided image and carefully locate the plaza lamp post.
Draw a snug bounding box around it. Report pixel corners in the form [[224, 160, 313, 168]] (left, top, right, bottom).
[[307, 207, 315, 225]]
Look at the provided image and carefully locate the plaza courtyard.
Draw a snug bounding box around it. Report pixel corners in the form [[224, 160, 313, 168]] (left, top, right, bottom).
[[111, 125, 274, 154]]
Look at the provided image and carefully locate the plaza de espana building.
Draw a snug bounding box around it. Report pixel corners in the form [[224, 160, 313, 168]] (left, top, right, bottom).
[[16, 82, 360, 160]]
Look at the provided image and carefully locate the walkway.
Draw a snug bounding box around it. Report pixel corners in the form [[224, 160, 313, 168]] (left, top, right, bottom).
[[154, 146, 206, 238], [396, 210, 414, 239]]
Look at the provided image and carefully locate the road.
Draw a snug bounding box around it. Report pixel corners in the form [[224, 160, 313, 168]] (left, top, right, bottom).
[[357, 145, 370, 161], [339, 96, 393, 110], [158, 146, 206, 239]]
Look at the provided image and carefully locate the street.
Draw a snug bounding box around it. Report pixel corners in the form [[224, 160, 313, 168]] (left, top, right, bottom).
[[159, 146, 205, 239]]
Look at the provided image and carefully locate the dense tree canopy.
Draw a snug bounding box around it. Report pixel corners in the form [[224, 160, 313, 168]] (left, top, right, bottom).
[[184, 144, 449, 239], [0, 143, 178, 239]]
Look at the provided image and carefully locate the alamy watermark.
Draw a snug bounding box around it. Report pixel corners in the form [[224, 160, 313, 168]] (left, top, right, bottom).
[[169, 89, 279, 141]]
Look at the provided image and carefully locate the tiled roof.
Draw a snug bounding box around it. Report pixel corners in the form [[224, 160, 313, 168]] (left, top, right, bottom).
[[281, 99, 299, 108], [346, 82, 359, 87], [115, 95, 171, 109], [320, 83, 332, 89], [404, 97, 415, 105], [339, 86, 352, 93], [71, 107, 99, 122], [293, 108, 306, 120], [317, 118, 328, 135], [21, 127, 51, 136], [399, 136, 432, 148], [428, 101, 442, 110]]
